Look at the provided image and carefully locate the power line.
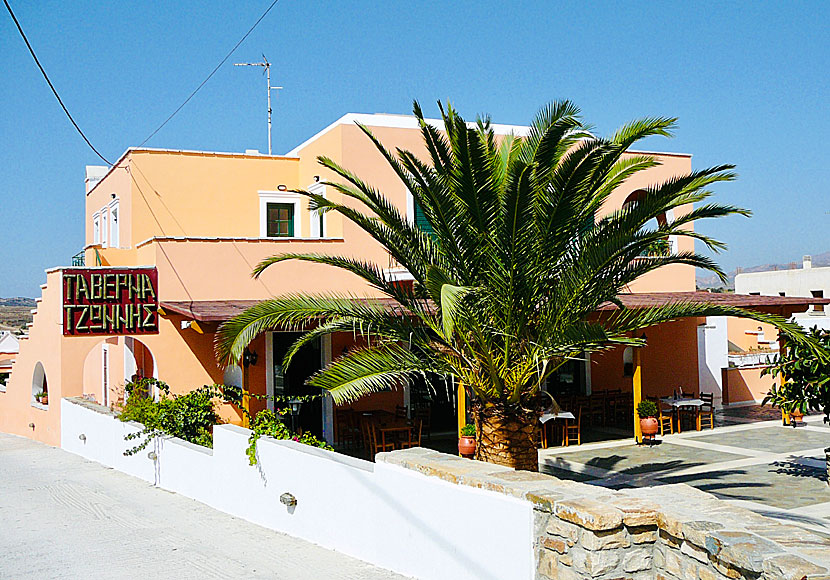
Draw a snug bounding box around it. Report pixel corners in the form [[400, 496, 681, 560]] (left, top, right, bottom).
[[3, 0, 112, 165], [139, 0, 281, 147]]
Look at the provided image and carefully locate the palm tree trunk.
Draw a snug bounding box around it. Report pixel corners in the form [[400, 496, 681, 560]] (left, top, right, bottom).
[[473, 404, 540, 472]]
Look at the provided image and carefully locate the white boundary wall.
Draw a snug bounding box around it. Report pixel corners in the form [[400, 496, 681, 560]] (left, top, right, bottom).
[[61, 398, 534, 580]]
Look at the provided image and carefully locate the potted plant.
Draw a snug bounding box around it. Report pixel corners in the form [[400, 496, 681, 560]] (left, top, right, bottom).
[[35, 390, 48, 405], [458, 423, 476, 458], [636, 400, 660, 441], [762, 326, 830, 428]]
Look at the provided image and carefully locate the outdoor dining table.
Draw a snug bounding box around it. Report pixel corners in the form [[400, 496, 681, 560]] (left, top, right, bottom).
[[539, 411, 576, 448], [377, 423, 412, 449], [660, 397, 704, 433]]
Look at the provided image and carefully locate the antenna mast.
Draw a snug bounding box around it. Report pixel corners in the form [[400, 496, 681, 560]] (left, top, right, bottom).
[[234, 56, 283, 155]]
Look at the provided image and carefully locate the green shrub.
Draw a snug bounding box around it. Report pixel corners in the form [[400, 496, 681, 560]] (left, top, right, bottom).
[[119, 378, 218, 455], [460, 423, 476, 437], [245, 409, 332, 466], [636, 400, 658, 418]]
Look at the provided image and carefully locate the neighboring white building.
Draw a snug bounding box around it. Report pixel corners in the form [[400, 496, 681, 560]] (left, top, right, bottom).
[[735, 255, 830, 330], [0, 331, 20, 388]]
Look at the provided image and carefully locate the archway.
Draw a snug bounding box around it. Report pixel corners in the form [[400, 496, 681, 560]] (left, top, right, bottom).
[[31, 362, 47, 404], [81, 337, 157, 408]]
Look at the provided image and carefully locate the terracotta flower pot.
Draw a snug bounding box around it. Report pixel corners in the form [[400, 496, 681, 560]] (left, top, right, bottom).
[[790, 410, 804, 424], [458, 435, 476, 457], [640, 417, 659, 438]]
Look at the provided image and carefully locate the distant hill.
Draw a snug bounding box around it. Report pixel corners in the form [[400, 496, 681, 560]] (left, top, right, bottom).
[[697, 251, 830, 290], [0, 297, 36, 331]]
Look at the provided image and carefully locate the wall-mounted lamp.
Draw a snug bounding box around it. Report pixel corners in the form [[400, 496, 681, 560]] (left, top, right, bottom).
[[288, 398, 302, 416], [638, 332, 647, 345], [277, 184, 287, 191], [243, 348, 258, 367], [147, 451, 158, 461], [28, 422, 35, 430], [79, 433, 87, 442], [280, 492, 297, 508], [313, 175, 320, 183], [111, 193, 117, 199]]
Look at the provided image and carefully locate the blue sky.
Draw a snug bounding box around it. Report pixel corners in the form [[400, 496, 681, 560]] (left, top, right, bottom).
[[1, 1, 828, 297]]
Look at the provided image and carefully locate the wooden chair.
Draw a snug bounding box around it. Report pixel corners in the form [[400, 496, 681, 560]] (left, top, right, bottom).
[[414, 405, 432, 442], [697, 392, 714, 430], [564, 408, 582, 446], [334, 409, 358, 449], [588, 395, 606, 427], [369, 422, 396, 456], [399, 419, 423, 449], [648, 397, 673, 436]]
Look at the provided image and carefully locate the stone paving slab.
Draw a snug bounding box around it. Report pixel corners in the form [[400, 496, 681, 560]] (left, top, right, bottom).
[[0, 433, 409, 580], [546, 441, 748, 476], [656, 459, 829, 509], [689, 425, 830, 454]]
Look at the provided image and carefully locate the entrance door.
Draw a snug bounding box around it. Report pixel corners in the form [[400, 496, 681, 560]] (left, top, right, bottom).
[[271, 333, 323, 437]]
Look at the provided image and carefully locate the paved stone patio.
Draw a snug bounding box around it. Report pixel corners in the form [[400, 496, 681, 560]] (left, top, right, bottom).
[[539, 408, 830, 536]]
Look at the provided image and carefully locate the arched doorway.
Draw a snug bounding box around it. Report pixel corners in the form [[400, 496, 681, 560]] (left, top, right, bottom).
[[82, 337, 156, 408]]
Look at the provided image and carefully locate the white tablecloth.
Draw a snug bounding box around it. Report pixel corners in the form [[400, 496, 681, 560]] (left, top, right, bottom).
[[660, 398, 704, 408], [540, 412, 576, 423]]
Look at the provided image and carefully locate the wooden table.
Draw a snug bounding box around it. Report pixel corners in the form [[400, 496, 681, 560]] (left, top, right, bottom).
[[377, 424, 412, 449], [539, 412, 576, 448], [660, 398, 704, 432]]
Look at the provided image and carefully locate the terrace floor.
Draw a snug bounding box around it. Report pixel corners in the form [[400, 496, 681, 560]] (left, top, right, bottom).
[[539, 406, 830, 536]]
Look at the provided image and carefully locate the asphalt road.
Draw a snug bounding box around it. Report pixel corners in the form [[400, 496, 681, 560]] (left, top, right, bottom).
[[0, 433, 409, 580]]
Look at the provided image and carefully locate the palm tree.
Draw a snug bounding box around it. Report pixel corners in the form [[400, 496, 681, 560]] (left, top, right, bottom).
[[217, 100, 817, 471]]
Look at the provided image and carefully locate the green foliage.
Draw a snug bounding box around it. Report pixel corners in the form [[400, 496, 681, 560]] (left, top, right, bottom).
[[217, 100, 825, 422], [245, 408, 332, 466], [460, 423, 476, 437], [636, 400, 659, 418], [119, 378, 218, 455], [762, 326, 830, 421]]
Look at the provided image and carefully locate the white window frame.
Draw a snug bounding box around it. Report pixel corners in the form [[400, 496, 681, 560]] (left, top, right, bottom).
[[108, 199, 120, 248], [259, 191, 301, 238], [92, 212, 101, 245], [406, 188, 415, 224], [100, 207, 109, 248], [308, 183, 326, 238]]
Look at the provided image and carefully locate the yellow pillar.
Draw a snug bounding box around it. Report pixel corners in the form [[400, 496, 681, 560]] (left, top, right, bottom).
[[242, 366, 250, 429], [633, 347, 643, 443], [457, 380, 466, 455], [778, 335, 788, 425]]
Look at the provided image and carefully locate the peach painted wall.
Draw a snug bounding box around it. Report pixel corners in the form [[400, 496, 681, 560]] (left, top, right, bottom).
[[727, 317, 779, 353], [86, 157, 133, 250], [590, 317, 703, 399], [722, 366, 774, 405]]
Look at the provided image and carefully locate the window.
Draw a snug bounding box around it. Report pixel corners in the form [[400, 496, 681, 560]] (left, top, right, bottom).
[[308, 183, 326, 238], [812, 290, 824, 313], [93, 213, 101, 244], [267, 203, 294, 237], [259, 191, 300, 237], [779, 292, 786, 297], [749, 292, 760, 296], [413, 200, 433, 235], [100, 208, 108, 248], [109, 200, 119, 248]]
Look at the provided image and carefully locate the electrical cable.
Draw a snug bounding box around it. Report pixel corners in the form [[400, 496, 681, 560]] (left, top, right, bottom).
[[138, 0, 281, 147], [3, 0, 112, 165]]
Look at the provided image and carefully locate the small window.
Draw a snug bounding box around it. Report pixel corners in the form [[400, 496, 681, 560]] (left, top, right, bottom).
[[812, 290, 824, 313], [100, 208, 108, 248], [93, 213, 101, 244], [109, 201, 119, 248], [749, 292, 760, 296], [779, 292, 785, 297], [413, 200, 433, 235], [267, 203, 294, 237]]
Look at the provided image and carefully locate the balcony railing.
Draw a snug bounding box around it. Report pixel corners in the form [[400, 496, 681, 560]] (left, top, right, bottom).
[[71, 251, 85, 266]]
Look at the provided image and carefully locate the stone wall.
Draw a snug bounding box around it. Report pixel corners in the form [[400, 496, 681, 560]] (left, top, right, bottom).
[[378, 448, 830, 580]]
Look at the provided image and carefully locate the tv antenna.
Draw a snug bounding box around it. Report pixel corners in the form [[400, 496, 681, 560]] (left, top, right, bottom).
[[234, 56, 282, 155]]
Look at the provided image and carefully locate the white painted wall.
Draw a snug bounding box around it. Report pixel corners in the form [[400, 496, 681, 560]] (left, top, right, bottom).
[[61, 398, 534, 580], [697, 317, 728, 406], [735, 259, 830, 324]]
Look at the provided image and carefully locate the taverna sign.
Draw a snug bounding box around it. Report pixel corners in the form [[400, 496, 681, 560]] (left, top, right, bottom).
[[62, 268, 159, 336]]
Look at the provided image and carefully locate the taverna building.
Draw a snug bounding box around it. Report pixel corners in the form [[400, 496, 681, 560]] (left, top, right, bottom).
[[0, 113, 823, 446]]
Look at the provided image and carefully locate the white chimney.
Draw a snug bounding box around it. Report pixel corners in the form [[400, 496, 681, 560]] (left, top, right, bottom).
[[85, 166, 108, 193], [803, 255, 812, 269], [245, 149, 261, 155]]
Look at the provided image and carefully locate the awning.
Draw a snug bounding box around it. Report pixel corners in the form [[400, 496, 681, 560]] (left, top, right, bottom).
[[162, 292, 830, 323]]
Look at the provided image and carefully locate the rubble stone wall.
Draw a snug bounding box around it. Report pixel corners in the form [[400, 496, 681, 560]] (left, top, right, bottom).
[[378, 448, 830, 580]]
